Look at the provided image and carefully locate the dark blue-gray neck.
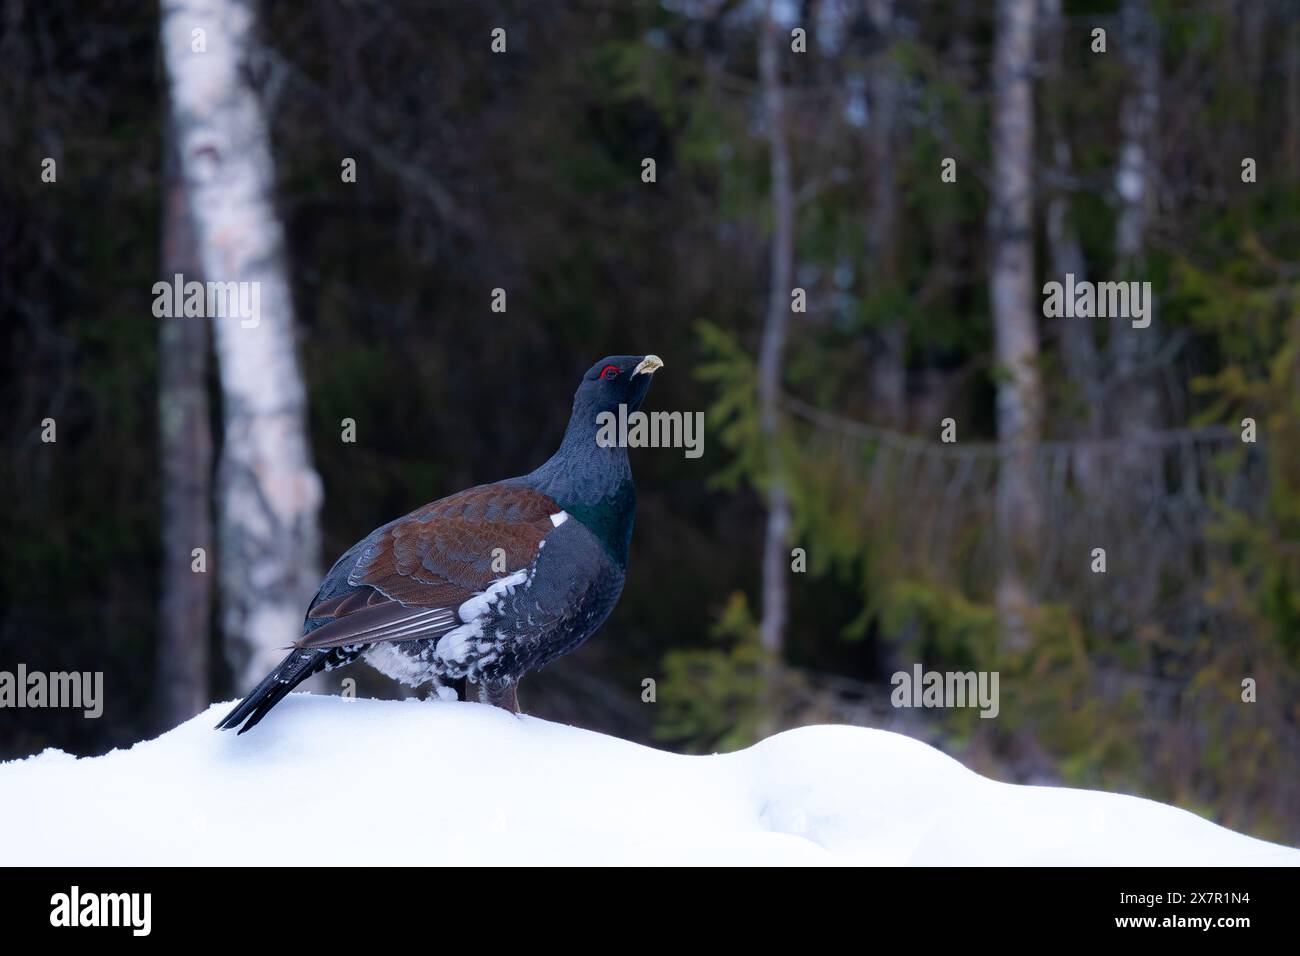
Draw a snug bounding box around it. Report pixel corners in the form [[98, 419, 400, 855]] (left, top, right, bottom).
[[525, 404, 636, 566]]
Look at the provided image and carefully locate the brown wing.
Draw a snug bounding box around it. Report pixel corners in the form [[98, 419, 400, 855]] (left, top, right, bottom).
[[295, 483, 562, 651]]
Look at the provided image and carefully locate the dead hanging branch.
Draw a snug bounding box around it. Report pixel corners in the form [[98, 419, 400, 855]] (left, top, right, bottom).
[[781, 393, 1263, 643], [783, 395, 1237, 454]]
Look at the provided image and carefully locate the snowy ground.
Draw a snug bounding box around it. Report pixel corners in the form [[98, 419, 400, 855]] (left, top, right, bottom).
[[2, 695, 1296, 865]]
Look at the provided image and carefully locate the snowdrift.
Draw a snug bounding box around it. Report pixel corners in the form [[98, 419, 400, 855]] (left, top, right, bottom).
[[1, 695, 1296, 865]]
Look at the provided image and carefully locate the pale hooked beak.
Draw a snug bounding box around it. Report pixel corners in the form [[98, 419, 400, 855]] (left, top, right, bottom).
[[633, 354, 664, 376]]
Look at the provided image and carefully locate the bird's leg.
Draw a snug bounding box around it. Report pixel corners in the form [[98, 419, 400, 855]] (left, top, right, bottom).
[[453, 676, 471, 703], [478, 678, 520, 714]]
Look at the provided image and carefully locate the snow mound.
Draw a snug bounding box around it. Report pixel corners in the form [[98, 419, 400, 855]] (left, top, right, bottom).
[[2, 695, 1295, 865]]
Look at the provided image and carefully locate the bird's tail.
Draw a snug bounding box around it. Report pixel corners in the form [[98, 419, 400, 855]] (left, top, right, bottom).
[[216, 648, 327, 734]]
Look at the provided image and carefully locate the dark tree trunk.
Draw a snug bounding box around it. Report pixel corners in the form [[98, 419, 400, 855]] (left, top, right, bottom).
[[157, 125, 213, 727], [866, 0, 906, 428], [757, 0, 795, 714], [1041, 0, 1102, 495]]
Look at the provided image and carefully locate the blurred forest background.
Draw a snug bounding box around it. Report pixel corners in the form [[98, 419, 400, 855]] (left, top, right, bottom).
[[2, 0, 1298, 843]]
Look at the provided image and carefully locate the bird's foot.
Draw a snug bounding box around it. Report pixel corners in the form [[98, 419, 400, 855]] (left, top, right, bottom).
[[477, 678, 521, 715]]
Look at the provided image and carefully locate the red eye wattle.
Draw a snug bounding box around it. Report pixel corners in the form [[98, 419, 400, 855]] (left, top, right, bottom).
[[600, 365, 621, 380]]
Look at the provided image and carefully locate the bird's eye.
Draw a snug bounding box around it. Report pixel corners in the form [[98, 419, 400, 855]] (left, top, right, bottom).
[[600, 365, 620, 380]]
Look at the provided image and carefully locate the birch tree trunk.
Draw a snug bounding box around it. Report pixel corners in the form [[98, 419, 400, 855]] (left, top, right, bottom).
[[160, 0, 323, 690], [157, 122, 213, 726], [1108, 0, 1160, 438], [989, 0, 1041, 650], [757, 2, 794, 675], [1106, 0, 1162, 613]]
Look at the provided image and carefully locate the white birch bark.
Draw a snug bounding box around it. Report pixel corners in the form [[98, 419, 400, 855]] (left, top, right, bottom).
[[1109, 0, 1161, 438], [989, 0, 1042, 649], [159, 0, 323, 688]]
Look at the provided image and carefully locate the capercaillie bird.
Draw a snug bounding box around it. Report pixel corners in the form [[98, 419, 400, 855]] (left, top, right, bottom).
[[217, 354, 662, 733]]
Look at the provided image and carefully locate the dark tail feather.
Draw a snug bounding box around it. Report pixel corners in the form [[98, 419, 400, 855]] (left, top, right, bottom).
[[216, 649, 326, 734]]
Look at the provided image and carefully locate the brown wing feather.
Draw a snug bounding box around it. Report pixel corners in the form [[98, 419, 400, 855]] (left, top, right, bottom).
[[297, 602, 459, 650], [308, 587, 389, 619], [352, 483, 559, 603], [295, 483, 561, 651]]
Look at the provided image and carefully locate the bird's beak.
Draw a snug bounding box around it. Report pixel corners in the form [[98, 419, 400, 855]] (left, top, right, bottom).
[[633, 355, 664, 376]]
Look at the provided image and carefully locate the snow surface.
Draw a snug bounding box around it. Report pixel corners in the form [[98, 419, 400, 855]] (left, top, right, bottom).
[[1, 695, 1296, 866]]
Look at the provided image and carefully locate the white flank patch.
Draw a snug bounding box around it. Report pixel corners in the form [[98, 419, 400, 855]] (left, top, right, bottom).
[[435, 625, 483, 664], [456, 569, 528, 622], [362, 644, 433, 687], [549, 511, 569, 527], [436, 569, 529, 663]]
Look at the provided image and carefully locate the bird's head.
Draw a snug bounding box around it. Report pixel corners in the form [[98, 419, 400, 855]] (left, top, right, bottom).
[[572, 354, 663, 418]]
